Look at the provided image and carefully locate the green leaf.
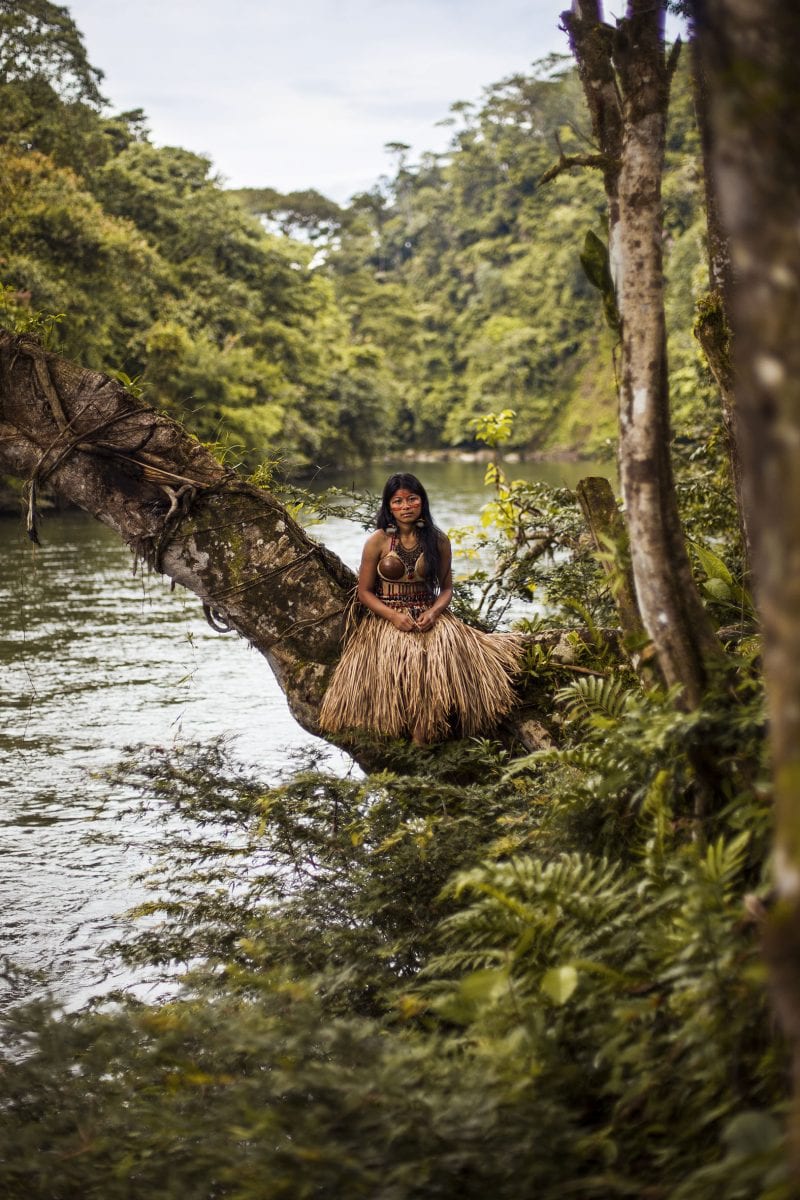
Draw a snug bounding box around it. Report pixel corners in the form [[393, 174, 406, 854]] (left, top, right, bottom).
[[459, 966, 511, 1004], [691, 541, 734, 586], [579, 230, 611, 292], [541, 965, 578, 1005], [579, 230, 620, 335], [721, 1111, 782, 1157], [703, 577, 732, 602]]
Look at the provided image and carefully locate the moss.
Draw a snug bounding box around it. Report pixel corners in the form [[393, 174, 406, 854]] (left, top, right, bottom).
[[179, 495, 254, 591], [222, 523, 250, 589], [693, 289, 730, 348]]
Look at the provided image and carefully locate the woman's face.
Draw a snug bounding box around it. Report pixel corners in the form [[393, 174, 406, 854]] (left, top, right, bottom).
[[389, 488, 422, 522]]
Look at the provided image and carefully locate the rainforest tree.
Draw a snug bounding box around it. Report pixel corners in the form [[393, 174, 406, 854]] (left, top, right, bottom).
[[690, 0, 800, 1163], [0, 2, 796, 1195], [561, 0, 725, 710]]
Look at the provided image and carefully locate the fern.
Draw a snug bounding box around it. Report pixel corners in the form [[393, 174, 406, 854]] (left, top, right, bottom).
[[426, 853, 637, 1004], [554, 673, 634, 726]]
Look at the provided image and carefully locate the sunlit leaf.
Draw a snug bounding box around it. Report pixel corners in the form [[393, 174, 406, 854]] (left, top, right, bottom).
[[541, 965, 578, 1005]]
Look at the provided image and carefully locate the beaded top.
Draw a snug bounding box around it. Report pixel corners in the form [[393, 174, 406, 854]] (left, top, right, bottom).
[[377, 532, 425, 583]]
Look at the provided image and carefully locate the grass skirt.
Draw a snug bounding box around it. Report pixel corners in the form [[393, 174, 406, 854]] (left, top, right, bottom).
[[319, 609, 525, 743]]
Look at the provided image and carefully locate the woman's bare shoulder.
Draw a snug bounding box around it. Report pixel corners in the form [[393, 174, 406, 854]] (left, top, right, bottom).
[[362, 529, 388, 557]]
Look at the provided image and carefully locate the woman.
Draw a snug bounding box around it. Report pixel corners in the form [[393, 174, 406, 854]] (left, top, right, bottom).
[[319, 473, 524, 744]]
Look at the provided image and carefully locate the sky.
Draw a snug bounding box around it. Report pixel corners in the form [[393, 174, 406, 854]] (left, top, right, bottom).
[[65, 0, 574, 202]]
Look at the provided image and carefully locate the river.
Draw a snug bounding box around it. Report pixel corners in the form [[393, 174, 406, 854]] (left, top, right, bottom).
[[0, 458, 611, 1011]]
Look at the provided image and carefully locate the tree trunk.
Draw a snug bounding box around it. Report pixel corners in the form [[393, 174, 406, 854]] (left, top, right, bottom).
[[562, 0, 723, 709], [575, 475, 651, 676], [688, 41, 733, 304], [690, 0, 800, 1164], [0, 331, 355, 736], [0, 331, 555, 756], [689, 40, 751, 575]]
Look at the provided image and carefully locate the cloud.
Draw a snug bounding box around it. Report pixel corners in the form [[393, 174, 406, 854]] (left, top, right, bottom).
[[67, 0, 571, 199]]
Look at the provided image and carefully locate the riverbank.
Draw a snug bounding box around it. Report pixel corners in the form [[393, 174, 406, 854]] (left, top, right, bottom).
[[1, 444, 616, 517], [396, 445, 612, 465]]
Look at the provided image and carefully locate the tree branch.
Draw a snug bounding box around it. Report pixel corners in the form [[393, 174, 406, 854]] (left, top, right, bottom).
[[0, 330, 355, 736], [540, 152, 614, 184]]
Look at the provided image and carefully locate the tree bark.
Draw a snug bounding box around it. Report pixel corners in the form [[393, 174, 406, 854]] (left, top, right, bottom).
[[690, 0, 800, 1163], [562, 0, 723, 709], [689, 40, 751, 575], [575, 475, 650, 670], [0, 331, 356, 736], [0, 331, 557, 756], [692, 293, 751, 577], [688, 41, 733, 304]]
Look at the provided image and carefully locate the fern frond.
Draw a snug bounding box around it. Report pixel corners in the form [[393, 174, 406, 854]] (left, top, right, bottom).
[[555, 673, 632, 724]]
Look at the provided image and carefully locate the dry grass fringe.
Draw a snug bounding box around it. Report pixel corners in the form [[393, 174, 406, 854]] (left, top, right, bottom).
[[319, 610, 525, 744]]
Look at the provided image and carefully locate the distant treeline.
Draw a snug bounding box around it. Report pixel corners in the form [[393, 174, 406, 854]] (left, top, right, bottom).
[[1, 4, 711, 468]]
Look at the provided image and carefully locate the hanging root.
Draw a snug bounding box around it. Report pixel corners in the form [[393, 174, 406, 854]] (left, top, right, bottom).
[[24, 478, 40, 545], [203, 603, 234, 633]]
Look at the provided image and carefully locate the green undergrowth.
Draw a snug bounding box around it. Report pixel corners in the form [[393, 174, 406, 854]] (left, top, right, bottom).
[[1, 441, 776, 1197], [0, 653, 789, 1199]]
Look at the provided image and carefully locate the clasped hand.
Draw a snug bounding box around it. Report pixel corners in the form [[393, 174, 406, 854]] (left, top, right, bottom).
[[414, 609, 437, 633], [391, 610, 437, 633]]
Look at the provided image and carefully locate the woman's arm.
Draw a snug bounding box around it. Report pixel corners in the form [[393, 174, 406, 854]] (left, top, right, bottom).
[[357, 531, 418, 632], [415, 534, 453, 632]]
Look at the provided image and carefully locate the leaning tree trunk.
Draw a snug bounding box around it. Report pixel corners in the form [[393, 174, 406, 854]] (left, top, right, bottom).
[[562, 0, 723, 709], [691, 0, 800, 1165], [0, 331, 355, 736], [0, 331, 552, 755]]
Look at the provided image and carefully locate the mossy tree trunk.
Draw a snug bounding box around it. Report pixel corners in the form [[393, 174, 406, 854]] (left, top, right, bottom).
[[562, 0, 723, 709], [0, 331, 355, 736], [0, 331, 554, 755], [691, 0, 800, 1164], [575, 475, 650, 677]]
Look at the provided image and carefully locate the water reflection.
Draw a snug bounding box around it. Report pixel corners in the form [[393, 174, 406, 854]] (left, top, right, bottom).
[[0, 511, 347, 1010]]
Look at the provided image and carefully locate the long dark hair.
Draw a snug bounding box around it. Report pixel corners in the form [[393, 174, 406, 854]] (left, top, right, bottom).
[[376, 473, 443, 592]]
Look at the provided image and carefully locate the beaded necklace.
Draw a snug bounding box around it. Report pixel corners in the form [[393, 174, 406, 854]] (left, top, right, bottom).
[[392, 533, 422, 580]]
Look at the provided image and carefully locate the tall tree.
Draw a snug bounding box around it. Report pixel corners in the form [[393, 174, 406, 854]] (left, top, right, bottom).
[[690, 0, 800, 1162], [0, 0, 104, 105], [561, 0, 722, 707], [688, 34, 751, 574]]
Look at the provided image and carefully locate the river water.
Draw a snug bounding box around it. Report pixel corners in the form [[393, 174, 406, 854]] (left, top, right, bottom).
[[0, 459, 610, 1011]]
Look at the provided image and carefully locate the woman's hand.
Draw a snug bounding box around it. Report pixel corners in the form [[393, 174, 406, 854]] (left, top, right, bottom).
[[415, 609, 439, 633], [390, 610, 418, 633]]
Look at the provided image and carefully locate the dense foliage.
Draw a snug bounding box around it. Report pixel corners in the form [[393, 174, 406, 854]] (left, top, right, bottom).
[[1, 3, 713, 468], [2, 5, 786, 1196], [234, 49, 716, 460], [0, 441, 780, 1196], [0, 613, 785, 1197]]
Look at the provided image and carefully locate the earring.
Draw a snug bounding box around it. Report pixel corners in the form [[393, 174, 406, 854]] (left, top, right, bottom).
[[386, 523, 397, 533], [416, 518, 425, 528]]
